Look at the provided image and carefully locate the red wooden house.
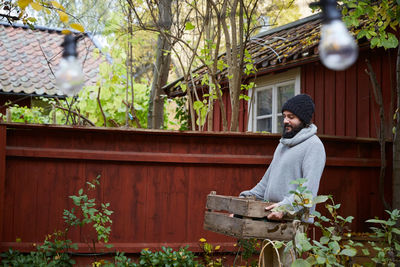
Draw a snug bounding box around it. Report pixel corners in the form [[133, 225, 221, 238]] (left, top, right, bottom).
[[164, 13, 397, 139]]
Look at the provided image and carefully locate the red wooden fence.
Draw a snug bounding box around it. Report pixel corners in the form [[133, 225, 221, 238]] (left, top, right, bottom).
[[0, 123, 392, 255]]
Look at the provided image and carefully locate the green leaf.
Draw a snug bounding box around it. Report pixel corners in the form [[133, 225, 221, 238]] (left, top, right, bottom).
[[392, 228, 400, 235], [366, 219, 390, 225], [362, 248, 370, 255], [320, 236, 329, 244], [328, 241, 340, 254], [291, 259, 312, 267], [193, 101, 204, 111], [339, 248, 357, 257], [185, 22, 195, 31], [313, 195, 329, 205]]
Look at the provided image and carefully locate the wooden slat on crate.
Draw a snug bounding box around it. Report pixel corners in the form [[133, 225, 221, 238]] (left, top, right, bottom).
[[204, 211, 296, 241], [206, 192, 272, 218]]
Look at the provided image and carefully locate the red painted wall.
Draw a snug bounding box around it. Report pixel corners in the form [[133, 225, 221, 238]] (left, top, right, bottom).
[[209, 47, 397, 138], [0, 123, 392, 254]]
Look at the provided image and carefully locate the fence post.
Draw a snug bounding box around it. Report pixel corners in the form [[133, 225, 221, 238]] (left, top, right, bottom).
[[0, 125, 6, 244], [6, 109, 11, 123]]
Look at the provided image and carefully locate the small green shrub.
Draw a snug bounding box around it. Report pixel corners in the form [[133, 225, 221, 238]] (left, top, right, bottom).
[[365, 209, 400, 266]]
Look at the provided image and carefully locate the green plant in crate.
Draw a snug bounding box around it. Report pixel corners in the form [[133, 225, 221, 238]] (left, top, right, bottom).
[[365, 209, 400, 266]]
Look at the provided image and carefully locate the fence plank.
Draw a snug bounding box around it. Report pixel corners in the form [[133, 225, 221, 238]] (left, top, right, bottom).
[[0, 123, 392, 254]]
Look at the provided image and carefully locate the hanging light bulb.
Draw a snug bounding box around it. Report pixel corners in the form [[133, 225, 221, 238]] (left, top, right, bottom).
[[318, 0, 358, 71], [55, 34, 85, 96]]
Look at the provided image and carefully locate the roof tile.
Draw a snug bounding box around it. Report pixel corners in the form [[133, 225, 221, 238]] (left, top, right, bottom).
[[0, 22, 103, 96]]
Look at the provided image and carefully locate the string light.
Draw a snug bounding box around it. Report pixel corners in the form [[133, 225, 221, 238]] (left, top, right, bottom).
[[55, 34, 84, 96], [318, 0, 358, 71]]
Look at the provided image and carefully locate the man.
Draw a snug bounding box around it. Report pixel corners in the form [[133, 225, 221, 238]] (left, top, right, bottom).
[[240, 94, 326, 221]]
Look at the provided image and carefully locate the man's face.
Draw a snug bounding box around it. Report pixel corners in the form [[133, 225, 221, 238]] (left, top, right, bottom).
[[283, 111, 302, 133]]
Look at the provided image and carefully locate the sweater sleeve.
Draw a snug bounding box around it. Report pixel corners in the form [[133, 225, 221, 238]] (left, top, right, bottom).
[[278, 138, 326, 208], [239, 167, 271, 200]]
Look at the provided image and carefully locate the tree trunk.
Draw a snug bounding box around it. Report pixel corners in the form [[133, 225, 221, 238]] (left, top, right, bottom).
[[366, 60, 391, 210], [393, 44, 400, 210], [147, 0, 172, 129], [229, 0, 243, 132]]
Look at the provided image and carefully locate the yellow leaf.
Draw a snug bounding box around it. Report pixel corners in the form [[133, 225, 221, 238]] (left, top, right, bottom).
[[58, 10, 69, 23], [61, 29, 71, 34], [30, 1, 42, 11], [17, 0, 32, 9], [51, 1, 65, 11], [16, 237, 22, 242], [215, 245, 220, 250], [44, 8, 51, 14], [199, 238, 206, 243], [70, 23, 85, 33]]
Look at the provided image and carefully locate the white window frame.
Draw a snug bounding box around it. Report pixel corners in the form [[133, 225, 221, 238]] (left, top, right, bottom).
[[248, 68, 301, 133]]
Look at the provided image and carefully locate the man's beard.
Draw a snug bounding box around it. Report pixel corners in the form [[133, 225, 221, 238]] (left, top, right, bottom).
[[282, 123, 305, 138]]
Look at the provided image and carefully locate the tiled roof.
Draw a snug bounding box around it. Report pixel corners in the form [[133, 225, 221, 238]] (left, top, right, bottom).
[[164, 13, 365, 97], [0, 22, 102, 97]]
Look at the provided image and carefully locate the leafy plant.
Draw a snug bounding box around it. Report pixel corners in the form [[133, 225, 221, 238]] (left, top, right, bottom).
[[138, 246, 202, 267], [198, 238, 223, 266], [274, 179, 360, 267], [0, 103, 52, 124], [0, 175, 112, 266], [235, 238, 261, 267], [365, 209, 400, 266], [274, 178, 329, 221], [63, 175, 113, 244], [0, 232, 77, 267]]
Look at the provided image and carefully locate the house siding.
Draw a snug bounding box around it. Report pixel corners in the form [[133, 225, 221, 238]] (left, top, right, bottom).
[[301, 47, 396, 138], [209, 47, 397, 138]]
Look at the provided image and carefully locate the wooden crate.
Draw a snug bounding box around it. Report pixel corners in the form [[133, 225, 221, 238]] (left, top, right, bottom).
[[203, 192, 298, 241]]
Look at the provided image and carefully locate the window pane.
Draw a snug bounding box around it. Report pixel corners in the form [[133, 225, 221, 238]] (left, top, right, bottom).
[[257, 89, 272, 116], [257, 118, 272, 132], [277, 115, 284, 133], [277, 83, 295, 112]]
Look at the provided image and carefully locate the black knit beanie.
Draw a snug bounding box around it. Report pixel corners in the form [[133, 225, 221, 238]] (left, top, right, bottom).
[[281, 94, 315, 124]]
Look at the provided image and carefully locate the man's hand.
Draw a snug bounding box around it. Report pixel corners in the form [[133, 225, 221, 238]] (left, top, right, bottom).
[[265, 203, 284, 221]]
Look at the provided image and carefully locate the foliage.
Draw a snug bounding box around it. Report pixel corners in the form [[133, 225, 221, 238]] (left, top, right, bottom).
[[198, 238, 223, 266], [171, 96, 190, 131], [366, 209, 400, 266], [29, 0, 114, 34], [274, 178, 329, 221], [138, 246, 201, 267], [0, 0, 85, 33], [236, 238, 261, 267], [63, 175, 113, 243], [0, 103, 52, 124], [341, 0, 399, 49], [274, 179, 359, 267], [0, 175, 112, 267], [0, 236, 77, 267]]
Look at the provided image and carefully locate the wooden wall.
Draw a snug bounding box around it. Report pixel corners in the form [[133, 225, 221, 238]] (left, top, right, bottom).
[[301, 47, 397, 138], [209, 47, 397, 138], [0, 123, 392, 254]]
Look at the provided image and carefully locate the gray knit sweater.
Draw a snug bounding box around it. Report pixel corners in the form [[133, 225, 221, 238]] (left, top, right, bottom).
[[240, 124, 326, 214]]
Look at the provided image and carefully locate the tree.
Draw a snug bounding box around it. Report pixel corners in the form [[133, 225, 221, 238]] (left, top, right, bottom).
[[128, 0, 301, 131], [0, 0, 85, 33], [342, 0, 400, 210], [31, 0, 115, 34], [144, 0, 173, 129]]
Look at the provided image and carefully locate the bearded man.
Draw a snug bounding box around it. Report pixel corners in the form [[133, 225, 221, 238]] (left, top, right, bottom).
[[240, 94, 326, 221]]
